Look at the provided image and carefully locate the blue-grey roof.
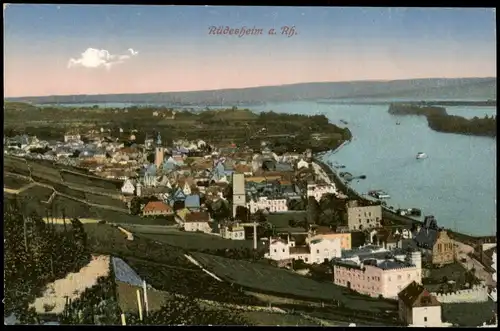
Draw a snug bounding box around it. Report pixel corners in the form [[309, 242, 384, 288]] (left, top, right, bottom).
[[185, 194, 201, 208], [146, 164, 157, 175], [173, 188, 186, 200], [341, 245, 385, 258], [414, 227, 439, 249], [162, 160, 176, 171], [376, 259, 413, 270], [112, 257, 143, 287]]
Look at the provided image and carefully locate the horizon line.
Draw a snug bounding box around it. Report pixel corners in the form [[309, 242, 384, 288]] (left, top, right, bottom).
[[5, 76, 497, 99]]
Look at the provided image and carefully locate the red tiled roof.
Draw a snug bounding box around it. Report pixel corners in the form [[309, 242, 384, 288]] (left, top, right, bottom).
[[143, 201, 172, 213]]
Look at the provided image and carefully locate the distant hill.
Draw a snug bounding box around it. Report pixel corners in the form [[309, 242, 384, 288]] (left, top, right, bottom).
[[5, 77, 496, 106]]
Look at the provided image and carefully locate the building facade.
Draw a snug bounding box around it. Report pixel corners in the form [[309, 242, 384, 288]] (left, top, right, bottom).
[[121, 179, 136, 195], [142, 201, 174, 216], [266, 237, 341, 264], [221, 224, 246, 240], [333, 250, 422, 299], [398, 282, 443, 327], [307, 183, 338, 202], [346, 200, 382, 231], [431, 230, 454, 265], [247, 196, 288, 213], [232, 173, 246, 217], [308, 230, 352, 250], [183, 212, 212, 233]]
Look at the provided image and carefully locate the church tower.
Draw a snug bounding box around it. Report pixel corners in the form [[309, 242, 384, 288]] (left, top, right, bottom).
[[155, 132, 165, 168]]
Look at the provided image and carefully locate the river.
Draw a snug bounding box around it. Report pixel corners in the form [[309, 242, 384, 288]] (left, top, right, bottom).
[[250, 101, 496, 237], [50, 101, 496, 236]]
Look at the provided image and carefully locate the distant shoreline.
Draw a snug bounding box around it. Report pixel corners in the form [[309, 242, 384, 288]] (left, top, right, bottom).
[[318, 100, 497, 107], [388, 103, 496, 137]]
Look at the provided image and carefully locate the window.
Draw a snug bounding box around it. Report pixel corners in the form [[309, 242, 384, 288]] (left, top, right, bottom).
[[397, 275, 402, 280], [408, 274, 411, 279], [274, 249, 277, 253], [305, 257, 308, 262], [317, 249, 320, 254], [424, 317, 427, 322], [282, 249, 285, 253]]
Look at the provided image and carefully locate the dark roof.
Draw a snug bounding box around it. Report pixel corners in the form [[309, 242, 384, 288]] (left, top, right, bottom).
[[289, 246, 311, 254], [483, 246, 496, 259], [398, 281, 440, 308], [185, 211, 210, 223], [414, 227, 439, 248]]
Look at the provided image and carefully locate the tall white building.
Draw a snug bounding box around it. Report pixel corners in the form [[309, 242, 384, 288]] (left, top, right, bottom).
[[247, 196, 288, 213], [307, 183, 338, 201], [232, 173, 246, 218], [265, 236, 341, 264]]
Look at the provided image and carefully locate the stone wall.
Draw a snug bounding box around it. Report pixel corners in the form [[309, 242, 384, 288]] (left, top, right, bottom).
[[432, 284, 489, 303]]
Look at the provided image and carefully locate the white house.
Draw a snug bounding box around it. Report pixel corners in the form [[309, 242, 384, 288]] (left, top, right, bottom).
[[121, 179, 136, 195], [309, 238, 342, 264], [183, 212, 212, 233], [265, 236, 341, 264], [64, 133, 81, 143], [297, 159, 310, 170], [247, 196, 288, 213], [398, 282, 445, 327], [221, 224, 246, 240], [307, 183, 338, 201], [179, 182, 191, 196]]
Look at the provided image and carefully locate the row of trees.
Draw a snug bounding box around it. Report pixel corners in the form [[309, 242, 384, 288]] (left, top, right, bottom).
[[428, 114, 496, 137], [124, 295, 251, 325], [4, 198, 91, 320]]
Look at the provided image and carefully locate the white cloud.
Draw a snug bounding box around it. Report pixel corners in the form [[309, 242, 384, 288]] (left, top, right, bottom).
[[67, 48, 138, 70]]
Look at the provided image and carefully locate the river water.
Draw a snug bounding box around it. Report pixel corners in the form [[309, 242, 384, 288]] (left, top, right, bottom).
[[251, 102, 496, 237]]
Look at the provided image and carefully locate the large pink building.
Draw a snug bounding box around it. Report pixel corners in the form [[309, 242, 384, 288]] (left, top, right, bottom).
[[333, 249, 422, 299]]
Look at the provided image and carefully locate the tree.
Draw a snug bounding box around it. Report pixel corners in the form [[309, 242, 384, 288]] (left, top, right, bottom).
[[130, 197, 142, 215], [307, 197, 320, 224], [235, 206, 249, 222]]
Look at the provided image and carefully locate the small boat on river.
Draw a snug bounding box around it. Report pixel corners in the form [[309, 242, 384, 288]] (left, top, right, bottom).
[[368, 190, 391, 199], [416, 152, 427, 159]]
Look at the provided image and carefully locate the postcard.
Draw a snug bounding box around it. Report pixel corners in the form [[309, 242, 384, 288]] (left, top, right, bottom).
[[3, 4, 497, 327]]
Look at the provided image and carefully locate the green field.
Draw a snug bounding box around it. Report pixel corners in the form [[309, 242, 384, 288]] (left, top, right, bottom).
[[4, 174, 31, 189], [241, 311, 322, 326], [191, 252, 398, 313], [18, 185, 54, 201], [128, 230, 256, 250]]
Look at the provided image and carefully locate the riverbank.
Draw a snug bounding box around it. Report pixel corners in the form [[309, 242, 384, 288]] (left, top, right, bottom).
[[312, 156, 495, 246], [388, 103, 496, 137]]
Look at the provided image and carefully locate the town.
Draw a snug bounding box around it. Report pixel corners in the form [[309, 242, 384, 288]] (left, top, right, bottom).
[[4, 124, 498, 326]]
